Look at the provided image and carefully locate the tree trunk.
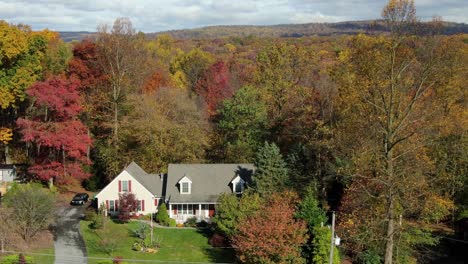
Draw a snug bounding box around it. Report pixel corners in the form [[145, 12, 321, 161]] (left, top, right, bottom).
[[384, 136, 395, 264], [384, 196, 395, 264], [113, 101, 119, 140]]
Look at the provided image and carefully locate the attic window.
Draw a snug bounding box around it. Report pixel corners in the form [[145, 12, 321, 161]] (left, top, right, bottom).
[[182, 182, 189, 193], [231, 176, 245, 194], [235, 181, 243, 193], [178, 175, 192, 194]]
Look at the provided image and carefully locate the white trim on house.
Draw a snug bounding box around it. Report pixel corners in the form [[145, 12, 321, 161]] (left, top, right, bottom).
[[231, 175, 245, 194], [178, 175, 192, 194], [168, 202, 216, 223]]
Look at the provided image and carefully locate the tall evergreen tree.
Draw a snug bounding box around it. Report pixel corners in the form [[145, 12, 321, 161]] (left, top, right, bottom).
[[253, 142, 288, 195]]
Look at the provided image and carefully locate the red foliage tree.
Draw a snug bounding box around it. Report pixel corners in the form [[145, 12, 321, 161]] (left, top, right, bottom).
[[195, 61, 234, 116], [68, 40, 105, 89], [68, 40, 111, 138], [16, 77, 92, 184], [118, 192, 138, 222], [232, 191, 308, 264]]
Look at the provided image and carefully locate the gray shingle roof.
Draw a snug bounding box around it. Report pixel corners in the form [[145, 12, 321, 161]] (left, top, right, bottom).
[[166, 164, 254, 203], [124, 162, 165, 197]]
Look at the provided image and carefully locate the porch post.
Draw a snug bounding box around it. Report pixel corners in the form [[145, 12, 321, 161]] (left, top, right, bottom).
[[198, 204, 202, 220], [169, 203, 173, 218]]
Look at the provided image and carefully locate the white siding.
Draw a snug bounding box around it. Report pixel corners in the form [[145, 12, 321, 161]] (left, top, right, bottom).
[[95, 170, 158, 215]]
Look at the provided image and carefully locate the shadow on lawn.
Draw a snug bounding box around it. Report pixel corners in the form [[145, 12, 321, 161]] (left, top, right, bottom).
[[196, 228, 236, 263]]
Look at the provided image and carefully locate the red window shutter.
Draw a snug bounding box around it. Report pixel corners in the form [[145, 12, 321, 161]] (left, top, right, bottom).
[[118, 180, 121, 192], [142, 200, 145, 211], [115, 200, 119, 211], [128, 180, 132, 192], [154, 199, 158, 206], [105, 200, 109, 210]]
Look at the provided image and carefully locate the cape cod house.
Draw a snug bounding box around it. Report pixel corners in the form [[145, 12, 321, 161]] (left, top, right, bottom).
[[95, 162, 254, 223], [95, 162, 165, 216], [166, 163, 254, 223]]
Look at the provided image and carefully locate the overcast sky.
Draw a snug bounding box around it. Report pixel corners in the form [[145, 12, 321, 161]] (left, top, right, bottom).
[[1, 0, 466, 32]]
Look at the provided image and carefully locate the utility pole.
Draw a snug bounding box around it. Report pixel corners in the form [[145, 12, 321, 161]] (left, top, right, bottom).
[[150, 209, 153, 246], [329, 211, 336, 264]]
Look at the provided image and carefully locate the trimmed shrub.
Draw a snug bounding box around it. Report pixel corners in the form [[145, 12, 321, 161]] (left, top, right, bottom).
[[84, 209, 97, 221], [197, 220, 209, 228], [156, 203, 169, 225], [90, 213, 104, 229], [168, 218, 177, 227], [184, 217, 197, 227], [209, 233, 228, 247]]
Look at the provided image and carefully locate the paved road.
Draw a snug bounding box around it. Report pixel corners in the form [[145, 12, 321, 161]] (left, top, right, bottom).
[[54, 205, 88, 264]]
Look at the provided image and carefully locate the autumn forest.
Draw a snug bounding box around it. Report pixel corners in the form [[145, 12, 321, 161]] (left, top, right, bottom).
[[0, 0, 467, 263]]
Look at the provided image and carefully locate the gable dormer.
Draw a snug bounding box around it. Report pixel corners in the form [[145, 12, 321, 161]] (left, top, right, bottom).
[[178, 175, 192, 194], [230, 175, 245, 194]]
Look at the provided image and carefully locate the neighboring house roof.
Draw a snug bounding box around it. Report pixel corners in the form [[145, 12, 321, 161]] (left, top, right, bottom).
[[166, 164, 254, 203], [124, 162, 165, 197]]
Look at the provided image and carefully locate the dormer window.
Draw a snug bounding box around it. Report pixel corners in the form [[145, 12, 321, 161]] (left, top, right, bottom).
[[231, 175, 245, 194], [235, 181, 243, 193], [178, 175, 192, 194], [182, 182, 189, 193]]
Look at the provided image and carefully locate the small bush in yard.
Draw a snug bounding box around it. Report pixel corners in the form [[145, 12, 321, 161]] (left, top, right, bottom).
[[185, 217, 197, 227], [113, 256, 124, 264], [168, 218, 177, 227], [156, 203, 169, 225], [90, 213, 105, 229], [197, 220, 209, 228], [209, 233, 228, 247], [118, 193, 138, 223], [1, 254, 34, 264], [84, 208, 97, 221], [132, 242, 143, 251], [132, 222, 149, 240]]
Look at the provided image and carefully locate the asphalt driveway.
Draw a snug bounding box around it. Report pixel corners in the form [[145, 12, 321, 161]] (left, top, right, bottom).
[[54, 205, 88, 264]]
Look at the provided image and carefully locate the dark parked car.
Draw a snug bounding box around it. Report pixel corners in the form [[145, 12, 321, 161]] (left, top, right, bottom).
[[70, 193, 89, 205]]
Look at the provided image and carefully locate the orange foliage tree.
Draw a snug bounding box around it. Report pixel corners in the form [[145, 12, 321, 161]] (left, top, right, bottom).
[[233, 191, 308, 264]]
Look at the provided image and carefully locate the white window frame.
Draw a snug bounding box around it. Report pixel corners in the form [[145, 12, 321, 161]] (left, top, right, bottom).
[[109, 200, 115, 211], [231, 176, 245, 194], [182, 182, 189, 193], [175, 204, 194, 215], [122, 180, 129, 192], [178, 176, 192, 194]]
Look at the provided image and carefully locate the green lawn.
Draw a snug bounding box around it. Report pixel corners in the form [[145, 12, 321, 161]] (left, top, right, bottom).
[[33, 248, 55, 264], [80, 220, 235, 264], [0, 247, 55, 264]]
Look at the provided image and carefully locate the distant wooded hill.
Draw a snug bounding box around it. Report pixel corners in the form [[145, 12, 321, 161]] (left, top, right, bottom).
[[60, 20, 468, 41]]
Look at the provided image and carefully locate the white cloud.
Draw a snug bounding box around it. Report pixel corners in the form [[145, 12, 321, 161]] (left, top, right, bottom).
[[0, 0, 466, 32]]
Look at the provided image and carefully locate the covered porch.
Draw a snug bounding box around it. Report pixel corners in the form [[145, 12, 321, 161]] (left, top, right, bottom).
[[169, 203, 216, 223]]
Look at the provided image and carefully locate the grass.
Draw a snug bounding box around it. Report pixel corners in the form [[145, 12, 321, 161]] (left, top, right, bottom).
[[80, 220, 235, 264], [32, 248, 55, 264], [0, 247, 55, 264]]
